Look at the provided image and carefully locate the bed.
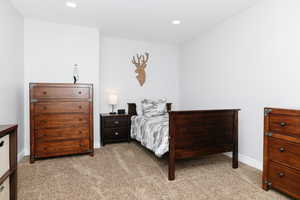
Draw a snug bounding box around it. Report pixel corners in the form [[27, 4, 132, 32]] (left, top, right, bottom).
[[128, 102, 240, 181]]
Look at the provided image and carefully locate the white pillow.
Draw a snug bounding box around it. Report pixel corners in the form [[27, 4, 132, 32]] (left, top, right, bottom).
[[141, 99, 167, 117]]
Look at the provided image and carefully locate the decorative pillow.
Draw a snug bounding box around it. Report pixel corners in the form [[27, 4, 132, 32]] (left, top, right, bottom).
[[141, 99, 167, 117]]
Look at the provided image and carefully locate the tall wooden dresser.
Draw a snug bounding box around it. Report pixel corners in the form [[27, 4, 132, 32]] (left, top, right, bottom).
[[0, 125, 17, 200], [30, 83, 94, 163], [263, 107, 300, 199]]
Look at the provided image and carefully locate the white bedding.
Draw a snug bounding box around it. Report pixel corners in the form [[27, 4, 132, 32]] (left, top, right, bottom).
[[131, 114, 169, 157]]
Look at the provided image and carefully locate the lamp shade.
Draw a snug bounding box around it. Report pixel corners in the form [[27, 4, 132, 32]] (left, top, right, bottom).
[[108, 94, 118, 105]]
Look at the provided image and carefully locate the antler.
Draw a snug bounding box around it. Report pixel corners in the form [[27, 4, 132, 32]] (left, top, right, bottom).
[[132, 54, 142, 67], [132, 53, 149, 68], [141, 52, 149, 68]]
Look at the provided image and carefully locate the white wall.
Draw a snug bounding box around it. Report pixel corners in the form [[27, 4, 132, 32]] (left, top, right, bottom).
[[180, 0, 300, 169], [24, 19, 100, 154], [23, 21, 180, 153], [0, 0, 24, 158], [100, 36, 180, 113]]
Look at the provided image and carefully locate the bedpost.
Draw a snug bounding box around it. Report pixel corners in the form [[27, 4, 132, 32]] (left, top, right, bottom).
[[232, 110, 239, 169], [166, 103, 172, 112], [128, 103, 137, 116], [168, 112, 175, 181]]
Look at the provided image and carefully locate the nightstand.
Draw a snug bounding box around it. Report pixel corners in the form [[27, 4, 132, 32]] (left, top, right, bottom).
[[100, 114, 131, 145]]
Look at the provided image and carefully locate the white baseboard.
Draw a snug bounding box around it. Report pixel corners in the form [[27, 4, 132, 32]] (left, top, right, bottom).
[[24, 149, 30, 156], [94, 142, 101, 149], [224, 152, 263, 171], [18, 150, 25, 162]]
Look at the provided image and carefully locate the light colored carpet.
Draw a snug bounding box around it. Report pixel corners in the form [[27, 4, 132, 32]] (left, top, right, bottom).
[[18, 142, 291, 200]]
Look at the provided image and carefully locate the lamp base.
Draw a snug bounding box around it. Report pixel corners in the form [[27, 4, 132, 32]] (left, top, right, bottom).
[[110, 104, 117, 115]]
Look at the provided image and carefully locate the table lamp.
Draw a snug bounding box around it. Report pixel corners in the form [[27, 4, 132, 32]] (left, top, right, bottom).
[[108, 93, 118, 114]]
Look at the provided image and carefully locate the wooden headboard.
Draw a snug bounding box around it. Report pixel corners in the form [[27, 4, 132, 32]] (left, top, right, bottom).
[[128, 103, 172, 116]]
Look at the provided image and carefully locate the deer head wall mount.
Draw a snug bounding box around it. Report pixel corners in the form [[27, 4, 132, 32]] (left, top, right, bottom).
[[131, 52, 149, 86]]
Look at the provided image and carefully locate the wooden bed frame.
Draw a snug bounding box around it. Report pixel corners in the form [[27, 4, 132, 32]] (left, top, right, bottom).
[[128, 103, 240, 181]]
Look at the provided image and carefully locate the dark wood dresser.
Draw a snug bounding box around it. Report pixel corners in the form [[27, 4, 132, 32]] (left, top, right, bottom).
[[0, 125, 17, 200], [263, 107, 300, 199], [100, 114, 131, 145], [30, 83, 94, 163]]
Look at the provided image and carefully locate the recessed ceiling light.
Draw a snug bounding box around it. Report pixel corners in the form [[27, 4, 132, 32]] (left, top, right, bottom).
[[172, 20, 181, 25], [66, 1, 77, 8]]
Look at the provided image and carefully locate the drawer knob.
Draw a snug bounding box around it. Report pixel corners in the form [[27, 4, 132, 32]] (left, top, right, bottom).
[[78, 91, 82, 95], [43, 106, 47, 110], [79, 118, 82, 121], [279, 147, 285, 152], [114, 121, 119, 125], [78, 105, 82, 109], [0, 141, 4, 147], [280, 122, 287, 127], [0, 185, 4, 192], [278, 172, 285, 177], [80, 144, 84, 147], [43, 91, 47, 95], [115, 132, 119, 136]]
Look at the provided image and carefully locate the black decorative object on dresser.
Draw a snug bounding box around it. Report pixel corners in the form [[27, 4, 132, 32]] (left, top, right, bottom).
[[100, 114, 131, 145], [0, 125, 17, 200]]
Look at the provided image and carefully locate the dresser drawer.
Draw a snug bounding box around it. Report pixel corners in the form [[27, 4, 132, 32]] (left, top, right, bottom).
[[103, 127, 129, 140], [32, 86, 90, 99], [269, 161, 300, 199], [35, 102, 89, 114], [270, 114, 300, 137], [103, 118, 130, 128], [35, 114, 89, 129], [269, 137, 300, 170], [0, 177, 10, 200], [35, 139, 90, 158], [0, 135, 10, 178], [35, 126, 89, 142]]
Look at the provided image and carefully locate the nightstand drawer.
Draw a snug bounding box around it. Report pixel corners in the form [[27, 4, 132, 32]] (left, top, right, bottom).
[[103, 127, 129, 140], [103, 118, 130, 128], [0, 135, 10, 178]]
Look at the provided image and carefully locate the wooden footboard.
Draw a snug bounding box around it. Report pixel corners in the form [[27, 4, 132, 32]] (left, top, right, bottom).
[[168, 109, 240, 180]]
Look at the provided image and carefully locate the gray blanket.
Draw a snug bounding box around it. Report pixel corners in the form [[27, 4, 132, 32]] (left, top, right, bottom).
[[131, 114, 169, 157]]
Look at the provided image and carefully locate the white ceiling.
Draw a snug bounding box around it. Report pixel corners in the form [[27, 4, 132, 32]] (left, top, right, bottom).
[[12, 0, 259, 44]]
